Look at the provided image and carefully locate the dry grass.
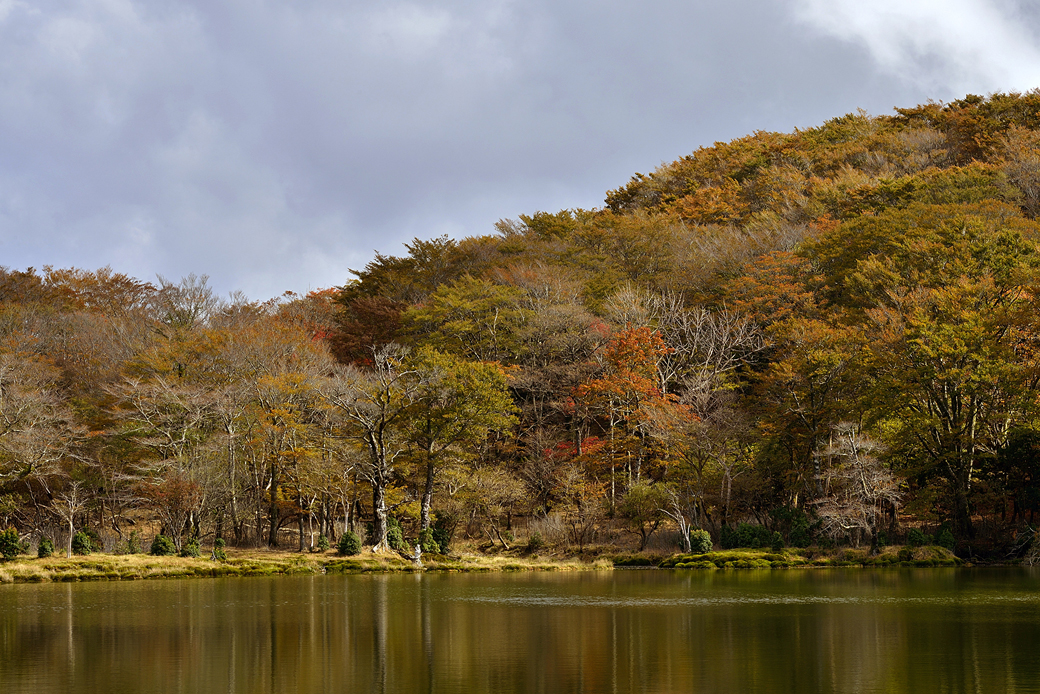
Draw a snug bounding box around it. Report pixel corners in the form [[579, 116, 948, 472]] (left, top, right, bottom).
[[0, 547, 611, 584], [0, 542, 967, 584]]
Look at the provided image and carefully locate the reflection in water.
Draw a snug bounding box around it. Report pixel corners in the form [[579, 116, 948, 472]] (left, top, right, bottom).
[[2, 569, 1040, 693]]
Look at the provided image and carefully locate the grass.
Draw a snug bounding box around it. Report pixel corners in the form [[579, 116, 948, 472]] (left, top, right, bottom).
[[0, 544, 968, 584], [643, 545, 963, 570], [0, 547, 613, 584]]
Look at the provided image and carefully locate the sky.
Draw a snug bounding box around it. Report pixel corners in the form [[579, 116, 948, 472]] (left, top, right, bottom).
[[1, 0, 1039, 299]]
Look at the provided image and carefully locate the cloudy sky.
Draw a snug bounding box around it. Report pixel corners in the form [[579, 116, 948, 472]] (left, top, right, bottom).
[[1, 0, 1038, 299]]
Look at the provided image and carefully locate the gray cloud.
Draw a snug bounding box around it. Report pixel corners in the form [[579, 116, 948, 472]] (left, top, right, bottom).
[[793, 0, 1040, 93], [0, 1, 1031, 298]]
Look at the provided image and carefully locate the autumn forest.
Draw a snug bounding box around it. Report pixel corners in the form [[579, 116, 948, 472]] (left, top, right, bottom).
[[6, 92, 1040, 560]]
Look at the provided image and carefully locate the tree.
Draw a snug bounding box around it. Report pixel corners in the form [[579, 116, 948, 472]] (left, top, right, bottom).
[[403, 276, 525, 363], [618, 482, 667, 550], [848, 205, 1040, 536], [322, 345, 420, 551], [404, 346, 517, 531], [812, 424, 901, 549], [574, 326, 674, 489]]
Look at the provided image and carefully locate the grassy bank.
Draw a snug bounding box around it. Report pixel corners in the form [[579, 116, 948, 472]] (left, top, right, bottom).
[[0, 548, 611, 584], [0, 545, 967, 584], [615, 545, 964, 569]]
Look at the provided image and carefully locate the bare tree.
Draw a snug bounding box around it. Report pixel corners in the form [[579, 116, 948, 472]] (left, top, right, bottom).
[[812, 423, 901, 550], [50, 481, 87, 558]]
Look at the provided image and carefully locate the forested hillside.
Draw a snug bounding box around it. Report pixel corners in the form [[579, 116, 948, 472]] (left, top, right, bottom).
[[6, 92, 1040, 559]]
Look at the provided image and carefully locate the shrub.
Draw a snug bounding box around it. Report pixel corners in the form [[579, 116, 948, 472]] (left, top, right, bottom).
[[936, 528, 956, 551], [432, 513, 455, 554], [337, 531, 361, 556], [316, 534, 330, 552], [386, 518, 407, 551], [0, 528, 20, 560], [418, 528, 441, 554], [212, 537, 227, 561], [180, 537, 200, 557], [689, 529, 713, 554], [72, 531, 92, 555], [770, 531, 784, 553], [126, 530, 142, 554], [876, 530, 889, 547], [526, 531, 545, 553], [150, 534, 176, 556], [790, 522, 812, 548], [84, 527, 102, 551], [721, 523, 774, 549], [907, 528, 929, 547], [37, 536, 54, 558]]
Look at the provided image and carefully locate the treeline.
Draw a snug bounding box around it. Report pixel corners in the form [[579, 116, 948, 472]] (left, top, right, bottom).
[[6, 92, 1040, 558]]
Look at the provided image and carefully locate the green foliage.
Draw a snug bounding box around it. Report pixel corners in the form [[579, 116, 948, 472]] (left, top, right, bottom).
[[937, 528, 956, 551], [689, 529, 713, 554], [150, 534, 176, 556], [770, 531, 784, 553], [432, 513, 455, 554], [316, 534, 330, 552], [417, 528, 441, 554], [619, 483, 668, 550], [337, 531, 361, 556], [179, 537, 200, 557], [386, 517, 407, 552], [71, 531, 92, 555], [721, 523, 775, 549], [126, 530, 142, 555], [0, 528, 20, 560], [907, 528, 929, 547], [526, 531, 545, 552], [771, 507, 817, 548], [404, 276, 525, 362], [37, 536, 54, 558], [212, 538, 228, 561]]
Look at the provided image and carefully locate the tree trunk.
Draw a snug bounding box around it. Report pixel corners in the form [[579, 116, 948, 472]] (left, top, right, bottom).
[[371, 478, 389, 551], [268, 464, 280, 548], [420, 451, 435, 531]]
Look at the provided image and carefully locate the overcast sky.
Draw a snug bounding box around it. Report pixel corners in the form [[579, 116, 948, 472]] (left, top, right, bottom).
[[1, 0, 1039, 299]]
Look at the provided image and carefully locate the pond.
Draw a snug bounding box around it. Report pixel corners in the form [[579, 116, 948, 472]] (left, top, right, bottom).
[[2, 568, 1040, 693]]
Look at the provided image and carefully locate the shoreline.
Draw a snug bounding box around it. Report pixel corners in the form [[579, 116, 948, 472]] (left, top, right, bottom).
[[0, 544, 972, 584]]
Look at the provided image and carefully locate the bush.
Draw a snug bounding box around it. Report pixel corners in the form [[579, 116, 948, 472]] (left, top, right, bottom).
[[689, 529, 713, 553], [418, 528, 441, 554], [386, 518, 407, 551], [0, 528, 20, 560], [432, 513, 455, 554], [316, 534, 330, 552], [770, 531, 784, 552], [37, 536, 54, 558], [150, 534, 176, 556], [721, 523, 774, 549], [126, 530, 143, 554], [84, 527, 102, 551], [337, 531, 361, 556], [936, 528, 956, 551], [212, 537, 227, 561], [72, 531, 92, 555], [907, 528, 929, 547], [526, 531, 545, 553], [876, 530, 889, 547], [179, 537, 200, 557]]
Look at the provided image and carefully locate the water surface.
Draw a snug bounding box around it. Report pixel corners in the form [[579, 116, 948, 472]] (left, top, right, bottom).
[[2, 568, 1040, 693]]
